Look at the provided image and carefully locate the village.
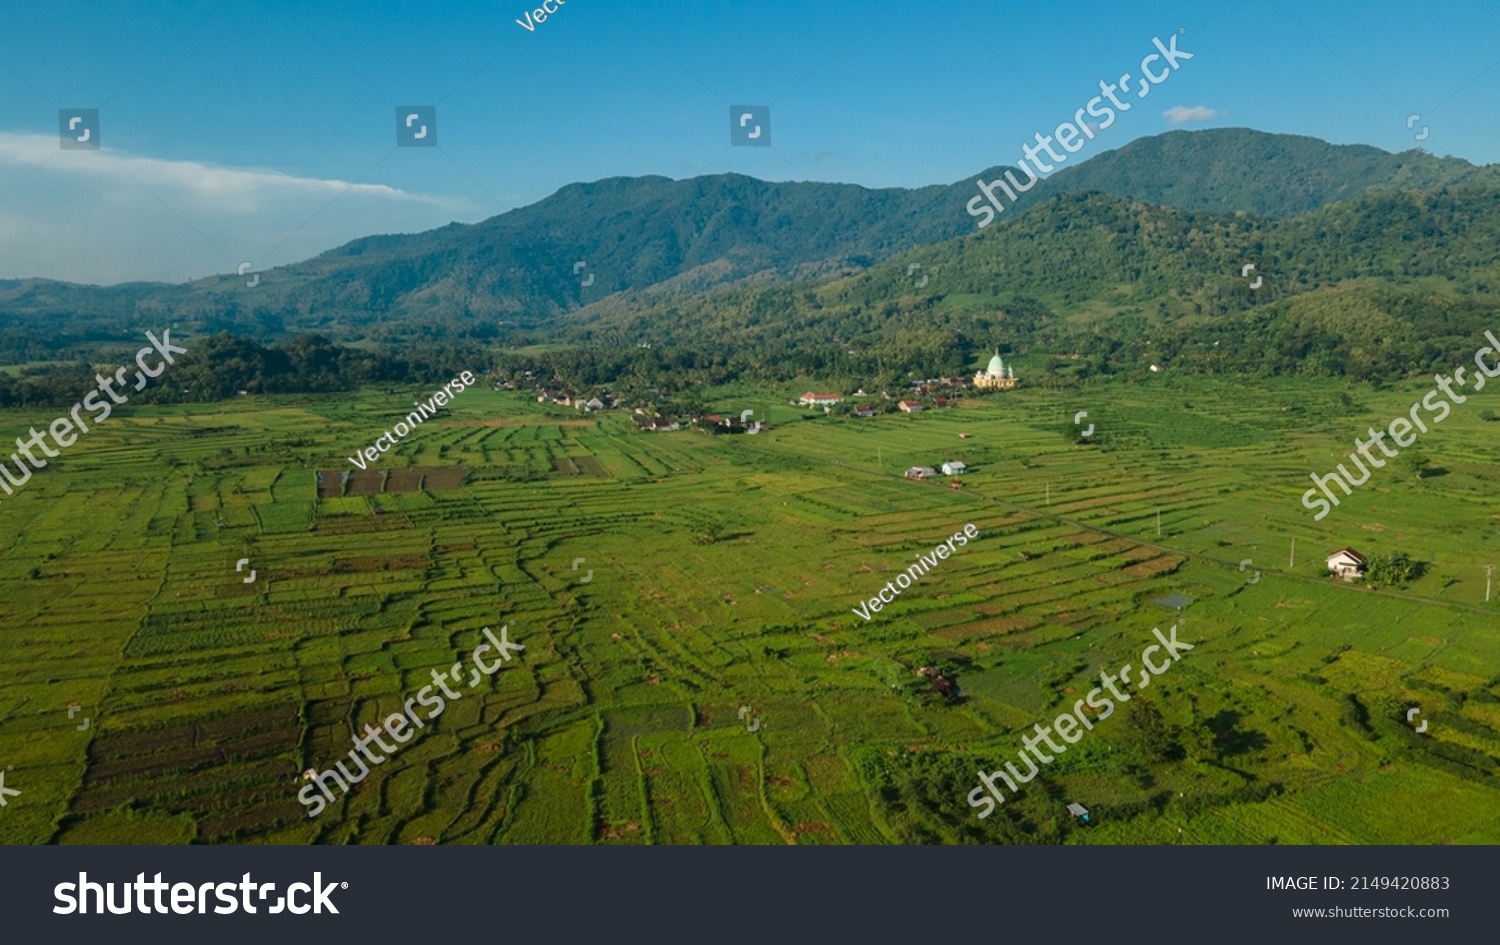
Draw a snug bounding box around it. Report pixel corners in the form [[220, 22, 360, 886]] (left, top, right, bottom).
[[501, 349, 1026, 438], [498, 363, 1411, 593]]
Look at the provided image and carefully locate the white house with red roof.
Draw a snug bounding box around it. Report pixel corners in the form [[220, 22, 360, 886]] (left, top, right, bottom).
[[1326, 547, 1367, 581]]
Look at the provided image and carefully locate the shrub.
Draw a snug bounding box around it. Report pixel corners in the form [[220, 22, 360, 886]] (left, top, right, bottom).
[[1366, 551, 1426, 586]]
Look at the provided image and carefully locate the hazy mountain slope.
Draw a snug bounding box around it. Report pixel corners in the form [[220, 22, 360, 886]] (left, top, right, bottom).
[[0, 129, 1491, 352]]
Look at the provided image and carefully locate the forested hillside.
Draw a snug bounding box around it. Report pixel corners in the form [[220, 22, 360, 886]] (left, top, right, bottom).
[[1, 129, 1490, 360], [1015, 128, 1491, 218], [549, 183, 1500, 388]]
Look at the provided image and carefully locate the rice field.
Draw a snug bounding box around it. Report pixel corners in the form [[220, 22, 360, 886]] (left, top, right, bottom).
[[0, 373, 1497, 845]]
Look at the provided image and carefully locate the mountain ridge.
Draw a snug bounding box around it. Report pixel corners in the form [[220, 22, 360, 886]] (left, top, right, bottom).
[[0, 128, 1492, 352]]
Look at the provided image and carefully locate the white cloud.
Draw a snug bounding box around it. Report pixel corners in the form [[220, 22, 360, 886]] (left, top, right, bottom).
[[0, 133, 477, 284], [1162, 105, 1220, 125]]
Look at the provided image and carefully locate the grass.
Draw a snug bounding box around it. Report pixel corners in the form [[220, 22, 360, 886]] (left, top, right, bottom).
[[0, 372, 1497, 845]]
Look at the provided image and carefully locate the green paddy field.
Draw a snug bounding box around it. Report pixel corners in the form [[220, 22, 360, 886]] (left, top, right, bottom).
[[1, 374, 1497, 844]]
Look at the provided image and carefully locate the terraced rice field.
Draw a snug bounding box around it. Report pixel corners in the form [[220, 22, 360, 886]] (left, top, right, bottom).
[[0, 374, 1497, 844]]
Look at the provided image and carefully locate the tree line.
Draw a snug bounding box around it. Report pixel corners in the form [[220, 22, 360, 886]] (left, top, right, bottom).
[[0, 333, 477, 408]]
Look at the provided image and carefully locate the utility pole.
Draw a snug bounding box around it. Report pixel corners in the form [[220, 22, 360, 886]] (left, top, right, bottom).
[[1290, 536, 1296, 569], [1156, 509, 1162, 537]]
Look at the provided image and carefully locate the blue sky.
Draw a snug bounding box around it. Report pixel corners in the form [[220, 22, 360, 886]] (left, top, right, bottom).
[[1, 0, 1497, 283]]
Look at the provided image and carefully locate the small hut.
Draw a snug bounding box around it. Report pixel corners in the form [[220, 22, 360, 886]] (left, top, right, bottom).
[[1326, 547, 1367, 581]]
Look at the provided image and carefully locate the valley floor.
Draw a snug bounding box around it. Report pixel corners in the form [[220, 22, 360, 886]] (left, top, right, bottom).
[[1, 374, 1497, 844]]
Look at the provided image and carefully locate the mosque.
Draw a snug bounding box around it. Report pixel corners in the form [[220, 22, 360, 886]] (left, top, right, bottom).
[[972, 350, 1019, 391]]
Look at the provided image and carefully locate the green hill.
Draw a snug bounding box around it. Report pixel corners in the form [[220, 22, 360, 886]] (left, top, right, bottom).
[[2, 128, 1492, 356], [549, 181, 1500, 388], [1015, 127, 1489, 218]]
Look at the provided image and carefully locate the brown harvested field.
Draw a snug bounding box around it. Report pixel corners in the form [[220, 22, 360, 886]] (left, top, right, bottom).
[[318, 466, 467, 495], [82, 707, 300, 787], [73, 756, 292, 813], [317, 469, 347, 498], [347, 470, 385, 495], [89, 708, 298, 757], [387, 468, 424, 491], [552, 457, 578, 475], [423, 466, 466, 490], [1123, 555, 1185, 578], [82, 729, 290, 786], [1090, 538, 1138, 556], [87, 724, 195, 760], [380, 466, 466, 492]]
